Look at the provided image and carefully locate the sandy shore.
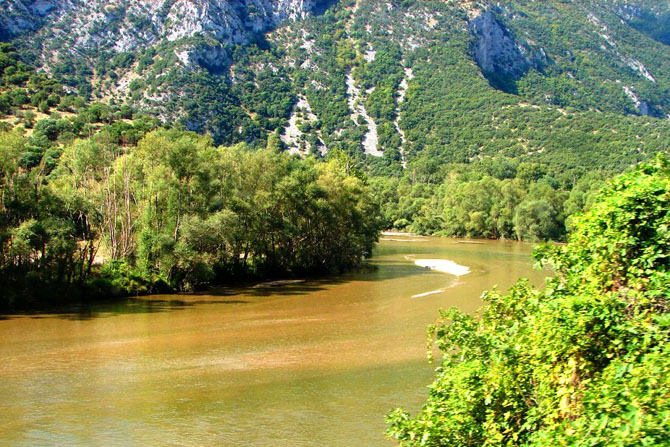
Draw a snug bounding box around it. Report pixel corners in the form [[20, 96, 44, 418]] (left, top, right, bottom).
[[414, 259, 471, 276]]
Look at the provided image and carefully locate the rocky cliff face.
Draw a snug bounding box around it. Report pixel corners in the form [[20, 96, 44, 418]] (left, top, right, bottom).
[[0, 0, 333, 140], [468, 8, 550, 92], [469, 10, 530, 79], [615, 1, 670, 45], [0, 0, 55, 39], [1, 0, 325, 55]]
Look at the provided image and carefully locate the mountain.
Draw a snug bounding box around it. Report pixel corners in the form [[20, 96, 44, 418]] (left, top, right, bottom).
[[0, 0, 327, 42], [2, 0, 670, 173]]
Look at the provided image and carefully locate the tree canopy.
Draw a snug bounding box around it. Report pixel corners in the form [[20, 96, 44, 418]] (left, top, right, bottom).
[[0, 128, 381, 308]]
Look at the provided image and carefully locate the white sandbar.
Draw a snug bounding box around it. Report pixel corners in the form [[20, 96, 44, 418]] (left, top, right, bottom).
[[414, 259, 470, 276]]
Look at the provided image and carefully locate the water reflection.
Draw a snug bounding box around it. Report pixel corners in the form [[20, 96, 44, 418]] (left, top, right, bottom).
[[0, 237, 546, 446]]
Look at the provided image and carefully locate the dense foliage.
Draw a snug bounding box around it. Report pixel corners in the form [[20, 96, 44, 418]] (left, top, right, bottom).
[[387, 156, 670, 446], [370, 157, 607, 242], [0, 42, 66, 117], [0, 128, 381, 308]]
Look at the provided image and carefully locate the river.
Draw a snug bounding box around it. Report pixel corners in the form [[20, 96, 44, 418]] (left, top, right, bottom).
[[0, 236, 546, 446]]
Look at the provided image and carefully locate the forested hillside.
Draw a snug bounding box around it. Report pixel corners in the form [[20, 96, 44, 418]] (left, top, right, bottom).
[[4, 0, 670, 165]]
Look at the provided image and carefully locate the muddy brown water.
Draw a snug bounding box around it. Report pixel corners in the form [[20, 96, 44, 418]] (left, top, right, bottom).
[[0, 237, 546, 446]]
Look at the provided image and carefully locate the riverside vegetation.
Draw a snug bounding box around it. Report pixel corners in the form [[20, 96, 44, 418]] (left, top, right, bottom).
[[387, 157, 670, 446], [0, 122, 381, 307]]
